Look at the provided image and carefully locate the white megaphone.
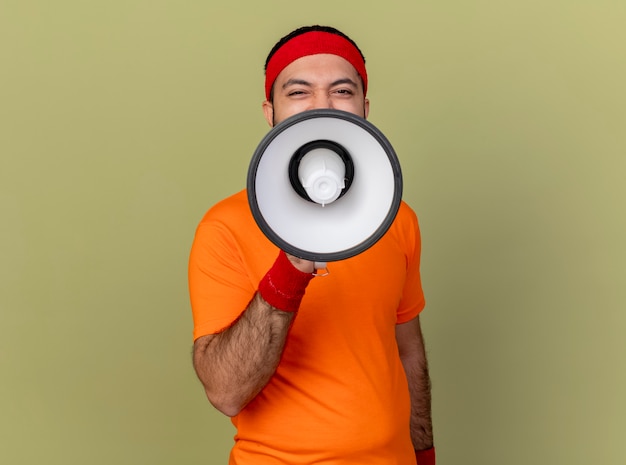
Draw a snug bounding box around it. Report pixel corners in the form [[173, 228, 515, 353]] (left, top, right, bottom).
[[247, 109, 402, 263]]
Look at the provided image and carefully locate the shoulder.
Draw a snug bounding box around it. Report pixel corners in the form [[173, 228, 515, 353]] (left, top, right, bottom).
[[199, 189, 249, 224], [192, 189, 256, 249], [193, 189, 261, 239], [192, 189, 271, 259], [393, 200, 420, 231], [383, 200, 422, 257]]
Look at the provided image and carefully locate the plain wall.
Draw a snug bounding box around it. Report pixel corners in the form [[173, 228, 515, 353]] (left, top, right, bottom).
[[1, 1, 625, 464]]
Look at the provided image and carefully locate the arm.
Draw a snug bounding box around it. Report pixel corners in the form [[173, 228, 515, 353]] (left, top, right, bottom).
[[193, 292, 295, 417], [396, 316, 434, 455], [192, 252, 314, 417]]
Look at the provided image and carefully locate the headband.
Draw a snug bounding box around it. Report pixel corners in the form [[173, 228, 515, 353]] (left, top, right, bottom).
[[265, 31, 368, 101]]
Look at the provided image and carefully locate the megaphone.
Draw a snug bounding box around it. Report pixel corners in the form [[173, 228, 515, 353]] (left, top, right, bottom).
[[247, 109, 402, 263]]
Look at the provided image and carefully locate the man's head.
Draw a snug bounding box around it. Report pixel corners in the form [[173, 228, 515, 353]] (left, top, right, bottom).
[[262, 25, 370, 126]]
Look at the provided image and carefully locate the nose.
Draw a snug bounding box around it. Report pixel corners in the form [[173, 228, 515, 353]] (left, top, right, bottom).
[[310, 93, 333, 110]]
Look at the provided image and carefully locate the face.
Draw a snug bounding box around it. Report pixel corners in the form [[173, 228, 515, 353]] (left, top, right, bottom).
[[263, 54, 370, 127]]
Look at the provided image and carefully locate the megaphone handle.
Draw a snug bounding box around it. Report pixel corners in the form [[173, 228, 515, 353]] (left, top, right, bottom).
[[313, 262, 329, 277]]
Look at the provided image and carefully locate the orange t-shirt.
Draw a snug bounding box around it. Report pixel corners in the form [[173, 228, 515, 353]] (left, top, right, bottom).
[[188, 190, 426, 464]]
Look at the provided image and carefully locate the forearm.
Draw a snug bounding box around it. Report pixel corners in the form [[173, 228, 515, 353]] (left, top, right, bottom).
[[405, 353, 434, 450], [396, 317, 434, 452], [193, 292, 295, 417], [193, 251, 314, 417]]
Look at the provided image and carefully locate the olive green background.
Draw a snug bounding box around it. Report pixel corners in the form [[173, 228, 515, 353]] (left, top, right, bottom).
[[1, 1, 624, 464]]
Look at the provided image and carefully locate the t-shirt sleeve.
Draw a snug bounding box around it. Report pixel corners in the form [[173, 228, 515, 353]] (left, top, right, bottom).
[[395, 204, 426, 324], [188, 218, 256, 340]]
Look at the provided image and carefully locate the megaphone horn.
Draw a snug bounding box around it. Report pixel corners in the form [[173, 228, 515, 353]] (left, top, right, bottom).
[[247, 108, 402, 263]]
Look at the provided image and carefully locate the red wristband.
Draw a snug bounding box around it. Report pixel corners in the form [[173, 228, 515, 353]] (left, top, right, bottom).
[[415, 446, 435, 465], [258, 251, 314, 312]]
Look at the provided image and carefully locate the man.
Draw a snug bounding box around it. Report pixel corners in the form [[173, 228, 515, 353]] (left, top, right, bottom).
[[189, 25, 435, 464]]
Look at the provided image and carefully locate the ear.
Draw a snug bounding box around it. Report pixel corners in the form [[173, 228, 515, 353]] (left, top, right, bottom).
[[364, 98, 370, 119], [262, 101, 274, 127]]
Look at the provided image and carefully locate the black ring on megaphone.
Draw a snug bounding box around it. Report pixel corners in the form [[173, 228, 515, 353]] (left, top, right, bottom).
[[247, 108, 403, 262], [288, 139, 355, 203]]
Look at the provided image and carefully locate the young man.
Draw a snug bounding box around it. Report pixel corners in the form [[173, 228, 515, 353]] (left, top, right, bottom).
[[189, 25, 435, 464]]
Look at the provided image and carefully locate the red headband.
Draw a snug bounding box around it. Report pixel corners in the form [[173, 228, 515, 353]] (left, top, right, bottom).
[[265, 31, 368, 101]]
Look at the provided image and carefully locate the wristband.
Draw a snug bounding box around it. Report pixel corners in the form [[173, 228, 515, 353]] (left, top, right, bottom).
[[415, 446, 435, 465], [258, 251, 314, 312]]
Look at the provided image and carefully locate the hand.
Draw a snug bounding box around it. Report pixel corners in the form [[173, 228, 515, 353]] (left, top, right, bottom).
[[285, 253, 315, 274]]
